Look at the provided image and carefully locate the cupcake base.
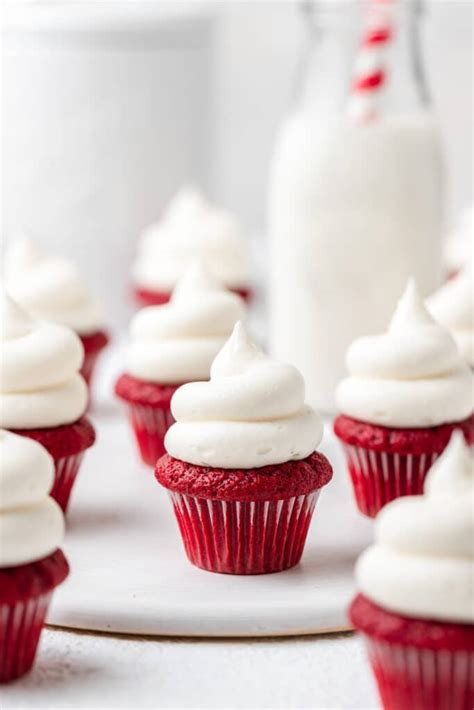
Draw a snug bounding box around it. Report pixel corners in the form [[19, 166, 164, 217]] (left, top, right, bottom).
[[0, 550, 69, 683], [334, 414, 474, 517], [133, 285, 252, 307], [10, 418, 96, 513], [79, 330, 109, 387], [350, 594, 474, 710], [156, 452, 333, 574], [115, 374, 178, 466]]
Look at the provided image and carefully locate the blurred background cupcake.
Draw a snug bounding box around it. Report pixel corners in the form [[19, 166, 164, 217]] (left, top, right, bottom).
[[131, 186, 252, 307], [4, 237, 109, 390]]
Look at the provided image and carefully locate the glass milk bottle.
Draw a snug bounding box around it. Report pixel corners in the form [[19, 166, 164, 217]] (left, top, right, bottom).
[[268, 0, 443, 413]]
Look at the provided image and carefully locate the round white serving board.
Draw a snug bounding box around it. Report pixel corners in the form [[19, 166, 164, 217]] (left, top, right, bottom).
[[48, 399, 373, 638]]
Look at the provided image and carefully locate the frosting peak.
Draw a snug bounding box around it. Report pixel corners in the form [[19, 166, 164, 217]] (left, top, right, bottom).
[[0, 431, 65, 567], [425, 431, 473, 498], [356, 433, 474, 623], [165, 322, 323, 468], [4, 237, 102, 335], [132, 186, 249, 291], [427, 262, 473, 367], [389, 278, 435, 331], [0, 288, 87, 429], [127, 264, 245, 384], [336, 278, 472, 427]]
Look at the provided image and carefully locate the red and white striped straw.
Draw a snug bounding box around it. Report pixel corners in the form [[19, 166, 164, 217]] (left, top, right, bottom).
[[347, 0, 395, 122]]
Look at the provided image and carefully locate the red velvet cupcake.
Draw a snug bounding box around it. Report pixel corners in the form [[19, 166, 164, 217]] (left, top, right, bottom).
[[156, 322, 333, 574], [131, 186, 251, 310], [350, 435, 474, 709], [1, 292, 95, 513], [116, 264, 245, 467], [335, 279, 473, 517], [4, 237, 109, 394], [0, 432, 69, 682]]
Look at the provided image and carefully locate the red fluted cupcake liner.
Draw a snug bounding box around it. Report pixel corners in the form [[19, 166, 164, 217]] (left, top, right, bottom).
[[168, 490, 320, 574], [133, 285, 252, 308], [0, 592, 52, 683], [363, 638, 474, 709], [334, 415, 474, 518], [126, 403, 175, 467], [0, 550, 69, 683], [341, 445, 439, 517], [50, 453, 85, 513]]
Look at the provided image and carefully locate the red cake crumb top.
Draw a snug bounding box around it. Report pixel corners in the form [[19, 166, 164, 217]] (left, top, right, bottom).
[[115, 373, 181, 408], [155, 451, 332, 502], [334, 414, 474, 455], [350, 594, 474, 652], [10, 417, 96, 460], [79, 329, 109, 355], [0, 549, 69, 604]]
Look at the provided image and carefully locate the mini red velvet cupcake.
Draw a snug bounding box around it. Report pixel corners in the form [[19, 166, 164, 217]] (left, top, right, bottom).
[[156, 322, 333, 574], [131, 186, 251, 308], [0, 431, 69, 682], [4, 237, 109, 394], [335, 279, 473, 517], [116, 264, 245, 466], [349, 434, 474, 709], [1, 292, 95, 513]]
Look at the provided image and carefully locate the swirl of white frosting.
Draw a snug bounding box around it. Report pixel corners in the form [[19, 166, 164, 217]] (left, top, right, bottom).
[[0, 430, 65, 567], [0, 289, 87, 429], [132, 186, 249, 291], [127, 264, 245, 384], [336, 279, 472, 427], [165, 322, 323, 468], [356, 432, 474, 623], [427, 263, 473, 368], [4, 237, 102, 335]]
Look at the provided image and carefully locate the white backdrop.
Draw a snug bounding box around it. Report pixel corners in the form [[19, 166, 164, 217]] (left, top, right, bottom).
[[2, 1, 472, 329]]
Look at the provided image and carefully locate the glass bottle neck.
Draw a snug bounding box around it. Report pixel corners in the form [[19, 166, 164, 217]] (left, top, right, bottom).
[[295, 0, 430, 117]]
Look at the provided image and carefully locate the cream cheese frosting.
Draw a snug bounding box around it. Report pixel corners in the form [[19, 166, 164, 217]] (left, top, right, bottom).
[[165, 321, 323, 468], [127, 264, 245, 384], [427, 262, 473, 368], [356, 432, 474, 623], [132, 186, 249, 291], [0, 289, 87, 429], [4, 237, 102, 335], [0, 430, 65, 567], [336, 279, 472, 427]]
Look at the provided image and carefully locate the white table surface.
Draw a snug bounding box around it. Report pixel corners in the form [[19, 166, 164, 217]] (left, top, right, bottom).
[[2, 627, 379, 709]]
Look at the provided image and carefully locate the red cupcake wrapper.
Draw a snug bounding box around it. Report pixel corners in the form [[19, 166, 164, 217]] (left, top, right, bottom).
[[340, 444, 439, 517], [133, 285, 252, 308], [362, 636, 474, 710], [168, 490, 320, 574], [125, 403, 175, 467], [0, 592, 52, 683], [50, 453, 85, 513]]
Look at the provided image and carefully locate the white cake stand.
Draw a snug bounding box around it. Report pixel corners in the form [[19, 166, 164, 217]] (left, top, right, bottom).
[[48, 396, 373, 638]]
